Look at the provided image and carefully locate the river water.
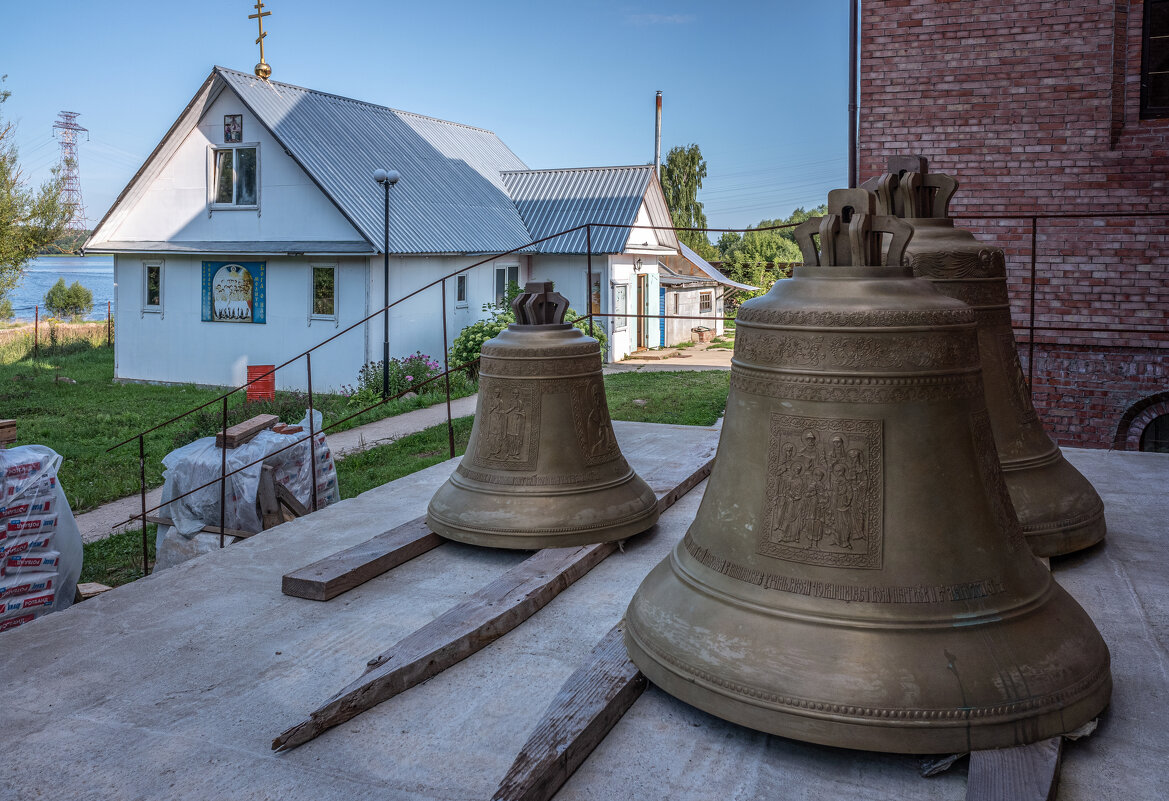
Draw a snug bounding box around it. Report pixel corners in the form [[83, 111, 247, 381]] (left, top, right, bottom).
[[7, 255, 115, 321]]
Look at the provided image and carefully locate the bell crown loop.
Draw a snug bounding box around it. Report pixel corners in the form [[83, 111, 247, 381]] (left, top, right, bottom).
[[861, 157, 959, 220], [793, 188, 914, 269], [511, 281, 570, 328]]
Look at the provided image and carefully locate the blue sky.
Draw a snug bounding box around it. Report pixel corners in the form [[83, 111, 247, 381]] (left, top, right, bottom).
[[4, 0, 850, 234]]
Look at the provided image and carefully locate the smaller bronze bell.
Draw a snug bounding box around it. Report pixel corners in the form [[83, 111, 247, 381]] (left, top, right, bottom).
[[427, 282, 659, 549], [864, 156, 1106, 556]]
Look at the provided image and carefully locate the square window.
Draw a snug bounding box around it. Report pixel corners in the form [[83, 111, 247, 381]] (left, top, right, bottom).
[[456, 274, 468, 305], [212, 145, 259, 206], [699, 291, 713, 313], [312, 266, 336, 317], [143, 262, 163, 311]]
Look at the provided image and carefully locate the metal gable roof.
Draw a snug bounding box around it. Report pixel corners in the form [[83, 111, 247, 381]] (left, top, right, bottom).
[[218, 68, 533, 255], [501, 165, 656, 254]]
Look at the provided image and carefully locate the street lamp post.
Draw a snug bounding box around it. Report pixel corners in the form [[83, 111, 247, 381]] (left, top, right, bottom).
[[374, 168, 400, 399]]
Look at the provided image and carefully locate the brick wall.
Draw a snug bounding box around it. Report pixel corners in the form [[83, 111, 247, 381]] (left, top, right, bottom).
[[860, 0, 1169, 449]]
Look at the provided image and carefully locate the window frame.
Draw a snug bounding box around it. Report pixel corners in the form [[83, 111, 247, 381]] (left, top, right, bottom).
[[1142, 0, 1169, 119], [455, 274, 468, 307], [699, 291, 713, 314], [494, 263, 520, 306], [309, 263, 338, 325], [142, 259, 164, 316], [612, 282, 630, 331], [208, 142, 261, 210]]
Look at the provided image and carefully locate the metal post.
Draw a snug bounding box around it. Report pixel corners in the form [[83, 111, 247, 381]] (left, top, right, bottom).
[[1028, 216, 1038, 397], [139, 434, 148, 576], [220, 396, 228, 549], [441, 280, 455, 458], [848, 0, 858, 188], [307, 352, 319, 513], [382, 179, 391, 399], [586, 225, 595, 337], [34, 306, 38, 359], [107, 300, 111, 346]]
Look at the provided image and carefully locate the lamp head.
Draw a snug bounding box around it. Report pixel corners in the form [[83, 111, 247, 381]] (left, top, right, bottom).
[[374, 168, 400, 186]]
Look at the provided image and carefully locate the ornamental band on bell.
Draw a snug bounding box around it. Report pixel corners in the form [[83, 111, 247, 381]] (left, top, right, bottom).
[[758, 413, 884, 569]]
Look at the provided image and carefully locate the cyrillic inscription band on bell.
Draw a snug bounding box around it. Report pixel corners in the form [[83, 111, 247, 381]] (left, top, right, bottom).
[[624, 187, 1111, 754], [864, 156, 1106, 557], [426, 282, 659, 549]]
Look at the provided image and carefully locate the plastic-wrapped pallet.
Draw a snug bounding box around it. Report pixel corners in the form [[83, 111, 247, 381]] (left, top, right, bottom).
[[154, 409, 338, 570], [0, 446, 83, 634]]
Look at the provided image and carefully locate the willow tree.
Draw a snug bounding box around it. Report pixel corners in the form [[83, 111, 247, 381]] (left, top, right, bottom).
[[0, 76, 71, 316], [659, 144, 717, 260]]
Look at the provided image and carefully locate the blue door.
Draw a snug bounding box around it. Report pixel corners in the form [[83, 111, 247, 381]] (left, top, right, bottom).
[[659, 288, 666, 347]]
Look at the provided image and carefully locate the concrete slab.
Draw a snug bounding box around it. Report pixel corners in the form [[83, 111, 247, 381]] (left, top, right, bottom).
[[1, 435, 1166, 801]]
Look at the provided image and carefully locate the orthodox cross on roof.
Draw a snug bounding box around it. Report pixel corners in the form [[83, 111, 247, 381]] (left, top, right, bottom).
[[248, 0, 273, 79]]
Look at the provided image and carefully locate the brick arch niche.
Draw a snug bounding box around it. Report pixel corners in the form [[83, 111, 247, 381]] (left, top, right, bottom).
[[1114, 392, 1169, 451]]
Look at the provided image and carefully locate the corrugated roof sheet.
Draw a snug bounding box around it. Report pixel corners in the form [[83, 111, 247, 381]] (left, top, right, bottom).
[[85, 240, 374, 255], [218, 68, 533, 255], [678, 242, 759, 290], [502, 166, 654, 253]]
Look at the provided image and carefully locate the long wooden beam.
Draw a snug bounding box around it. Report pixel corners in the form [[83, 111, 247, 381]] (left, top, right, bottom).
[[271, 455, 714, 752], [967, 737, 1063, 801], [281, 517, 441, 601], [491, 621, 645, 801]]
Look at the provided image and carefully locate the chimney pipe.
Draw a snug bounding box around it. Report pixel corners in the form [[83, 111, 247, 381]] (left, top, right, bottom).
[[654, 91, 662, 174]]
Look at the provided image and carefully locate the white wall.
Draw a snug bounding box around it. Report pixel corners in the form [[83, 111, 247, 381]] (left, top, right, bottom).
[[115, 254, 370, 392], [663, 284, 724, 346], [99, 92, 362, 245]]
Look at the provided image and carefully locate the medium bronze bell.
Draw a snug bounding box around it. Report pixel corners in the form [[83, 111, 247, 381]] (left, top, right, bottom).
[[427, 282, 659, 549], [624, 189, 1111, 754], [863, 156, 1106, 556]]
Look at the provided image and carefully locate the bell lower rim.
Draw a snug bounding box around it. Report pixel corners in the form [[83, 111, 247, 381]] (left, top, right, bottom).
[[624, 548, 1112, 754], [426, 501, 659, 549], [624, 619, 1112, 754], [1023, 503, 1107, 557]]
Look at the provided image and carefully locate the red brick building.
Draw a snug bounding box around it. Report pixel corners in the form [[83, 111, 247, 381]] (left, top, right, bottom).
[[860, 0, 1169, 451]]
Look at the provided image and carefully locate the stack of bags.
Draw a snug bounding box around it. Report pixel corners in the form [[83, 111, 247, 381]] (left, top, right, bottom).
[[0, 447, 82, 633]]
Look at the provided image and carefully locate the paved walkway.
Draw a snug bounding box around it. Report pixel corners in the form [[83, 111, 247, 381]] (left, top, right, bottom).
[[604, 339, 734, 373], [73, 395, 479, 544]]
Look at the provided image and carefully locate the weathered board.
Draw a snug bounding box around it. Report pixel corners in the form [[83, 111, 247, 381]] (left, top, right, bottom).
[[271, 453, 715, 752], [215, 414, 279, 449], [281, 426, 718, 602], [967, 737, 1063, 801], [146, 515, 255, 539], [281, 517, 442, 601], [492, 621, 646, 801]]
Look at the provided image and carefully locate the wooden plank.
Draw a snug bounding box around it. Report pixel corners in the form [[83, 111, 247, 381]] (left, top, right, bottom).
[[272, 541, 616, 752], [258, 465, 281, 530], [492, 621, 646, 801], [271, 455, 714, 752], [281, 516, 442, 601], [967, 737, 1063, 801], [215, 413, 279, 449], [146, 515, 256, 539], [280, 439, 716, 603]]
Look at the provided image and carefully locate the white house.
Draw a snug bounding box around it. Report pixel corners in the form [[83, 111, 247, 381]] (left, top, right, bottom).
[[85, 67, 744, 391]]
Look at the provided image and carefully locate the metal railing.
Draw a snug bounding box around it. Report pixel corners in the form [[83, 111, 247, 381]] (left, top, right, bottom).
[[104, 210, 1169, 577], [107, 220, 792, 576]]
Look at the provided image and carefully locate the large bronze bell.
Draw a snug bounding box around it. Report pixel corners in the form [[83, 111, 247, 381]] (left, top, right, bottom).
[[624, 189, 1111, 754], [863, 156, 1106, 556], [427, 282, 659, 549]]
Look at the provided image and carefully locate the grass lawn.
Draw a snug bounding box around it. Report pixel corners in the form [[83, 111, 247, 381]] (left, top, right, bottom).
[[0, 337, 474, 513], [603, 370, 729, 426], [80, 368, 729, 587]]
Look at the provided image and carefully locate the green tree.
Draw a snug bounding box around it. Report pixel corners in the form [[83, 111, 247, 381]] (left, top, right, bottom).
[[659, 144, 718, 261], [43, 277, 93, 320], [717, 205, 828, 312], [0, 76, 71, 309]]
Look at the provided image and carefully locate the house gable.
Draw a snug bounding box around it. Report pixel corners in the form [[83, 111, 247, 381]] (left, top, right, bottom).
[[87, 73, 368, 253]]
